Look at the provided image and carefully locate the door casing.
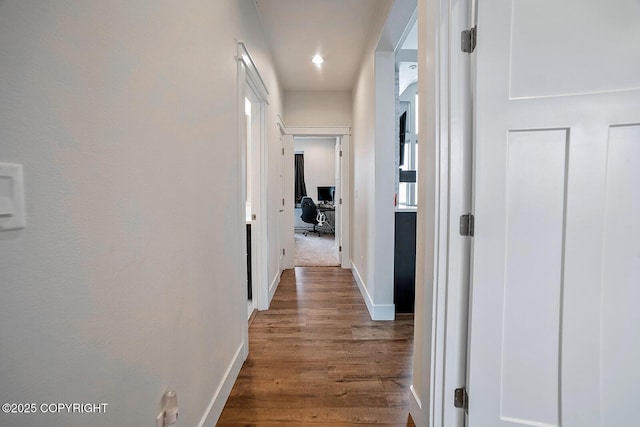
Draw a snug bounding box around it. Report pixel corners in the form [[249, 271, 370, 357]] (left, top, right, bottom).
[[281, 126, 351, 270]]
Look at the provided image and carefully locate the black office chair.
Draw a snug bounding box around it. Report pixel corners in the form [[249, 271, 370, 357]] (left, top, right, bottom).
[[300, 196, 321, 236]]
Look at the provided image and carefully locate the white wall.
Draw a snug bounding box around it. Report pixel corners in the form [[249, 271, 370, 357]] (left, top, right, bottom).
[[351, 0, 416, 321], [352, 40, 377, 316], [0, 1, 282, 426], [284, 90, 352, 127], [294, 138, 336, 203]]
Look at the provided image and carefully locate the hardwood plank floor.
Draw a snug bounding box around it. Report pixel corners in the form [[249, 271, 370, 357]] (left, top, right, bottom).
[[218, 267, 415, 426]]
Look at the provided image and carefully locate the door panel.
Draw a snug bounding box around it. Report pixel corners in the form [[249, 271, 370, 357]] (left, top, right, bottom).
[[468, 1, 640, 426], [500, 130, 567, 426], [600, 125, 640, 427], [509, 0, 640, 99]]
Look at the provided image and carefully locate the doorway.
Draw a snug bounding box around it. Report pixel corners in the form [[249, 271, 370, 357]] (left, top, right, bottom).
[[293, 136, 340, 267], [237, 42, 269, 359], [281, 128, 351, 271], [244, 92, 261, 317]]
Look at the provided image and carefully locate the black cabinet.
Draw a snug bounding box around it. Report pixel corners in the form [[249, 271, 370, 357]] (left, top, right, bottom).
[[246, 223, 252, 300], [394, 211, 416, 313]]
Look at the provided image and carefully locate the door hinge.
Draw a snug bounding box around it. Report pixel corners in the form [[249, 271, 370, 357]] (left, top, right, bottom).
[[461, 26, 477, 53], [252, 213, 257, 221], [282, 198, 285, 206], [459, 214, 474, 237], [282, 248, 285, 256], [339, 198, 343, 205], [339, 150, 343, 157], [454, 387, 468, 411], [282, 147, 285, 155], [339, 245, 342, 252]]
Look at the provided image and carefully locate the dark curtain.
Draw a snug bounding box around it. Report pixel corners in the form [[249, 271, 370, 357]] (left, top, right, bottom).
[[294, 153, 307, 204]]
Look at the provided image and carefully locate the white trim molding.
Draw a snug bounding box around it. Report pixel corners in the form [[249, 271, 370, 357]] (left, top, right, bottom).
[[283, 126, 351, 136], [197, 343, 245, 427], [236, 41, 270, 372], [410, 0, 472, 426], [351, 262, 395, 321], [237, 41, 269, 102], [409, 385, 425, 427], [269, 270, 281, 305]]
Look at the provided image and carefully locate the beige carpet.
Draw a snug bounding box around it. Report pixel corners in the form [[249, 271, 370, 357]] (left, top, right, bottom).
[[294, 231, 340, 266]]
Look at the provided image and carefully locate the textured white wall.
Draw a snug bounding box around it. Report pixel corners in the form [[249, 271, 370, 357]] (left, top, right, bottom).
[[0, 1, 282, 426], [294, 138, 336, 203], [284, 91, 352, 127]]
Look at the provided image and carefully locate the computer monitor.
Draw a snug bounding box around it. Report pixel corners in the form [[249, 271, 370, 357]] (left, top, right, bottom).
[[317, 186, 335, 204]]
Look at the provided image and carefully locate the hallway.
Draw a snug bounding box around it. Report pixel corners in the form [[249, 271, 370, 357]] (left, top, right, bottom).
[[218, 267, 415, 426]]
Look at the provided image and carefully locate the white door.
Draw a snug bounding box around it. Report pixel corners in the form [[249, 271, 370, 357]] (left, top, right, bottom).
[[334, 138, 342, 261], [467, 1, 640, 426], [278, 134, 285, 272]]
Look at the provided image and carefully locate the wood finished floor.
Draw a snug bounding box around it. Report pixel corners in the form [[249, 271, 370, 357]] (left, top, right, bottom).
[[218, 267, 415, 426]]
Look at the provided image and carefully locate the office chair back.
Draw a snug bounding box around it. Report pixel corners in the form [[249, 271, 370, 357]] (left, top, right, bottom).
[[300, 197, 318, 225]]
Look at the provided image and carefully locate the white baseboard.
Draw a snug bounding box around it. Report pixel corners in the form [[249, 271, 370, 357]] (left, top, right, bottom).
[[268, 270, 281, 305], [351, 262, 395, 321], [409, 385, 425, 427], [197, 343, 244, 427]]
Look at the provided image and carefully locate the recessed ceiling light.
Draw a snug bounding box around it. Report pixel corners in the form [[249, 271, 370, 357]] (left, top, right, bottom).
[[312, 54, 324, 65]]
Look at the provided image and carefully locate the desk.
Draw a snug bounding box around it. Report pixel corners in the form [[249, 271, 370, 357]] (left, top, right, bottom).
[[317, 204, 335, 234], [317, 204, 335, 212]]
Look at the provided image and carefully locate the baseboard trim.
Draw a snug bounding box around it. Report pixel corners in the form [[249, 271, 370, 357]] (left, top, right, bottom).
[[351, 262, 395, 321], [409, 385, 425, 427], [268, 270, 281, 305], [197, 343, 244, 427]]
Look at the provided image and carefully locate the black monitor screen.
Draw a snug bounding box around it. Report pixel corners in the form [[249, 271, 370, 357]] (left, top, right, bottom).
[[317, 186, 335, 203]]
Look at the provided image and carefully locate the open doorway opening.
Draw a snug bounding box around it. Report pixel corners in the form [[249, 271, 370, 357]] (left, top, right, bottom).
[[293, 136, 340, 267], [280, 128, 350, 271], [393, 16, 418, 315], [237, 42, 269, 351], [244, 94, 259, 318]]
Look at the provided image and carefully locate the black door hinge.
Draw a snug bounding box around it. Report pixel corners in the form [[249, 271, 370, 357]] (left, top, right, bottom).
[[461, 26, 477, 53], [454, 387, 468, 412], [459, 214, 474, 237]]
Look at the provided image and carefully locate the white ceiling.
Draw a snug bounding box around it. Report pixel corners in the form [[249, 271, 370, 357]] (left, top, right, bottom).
[[401, 19, 417, 50], [254, 0, 387, 91]]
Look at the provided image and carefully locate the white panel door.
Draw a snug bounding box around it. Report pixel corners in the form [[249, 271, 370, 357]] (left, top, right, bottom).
[[468, 1, 640, 426], [334, 138, 342, 261]]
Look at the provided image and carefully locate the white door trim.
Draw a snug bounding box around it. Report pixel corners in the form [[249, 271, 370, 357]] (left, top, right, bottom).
[[280, 124, 351, 270], [410, 0, 472, 425], [237, 42, 269, 359]]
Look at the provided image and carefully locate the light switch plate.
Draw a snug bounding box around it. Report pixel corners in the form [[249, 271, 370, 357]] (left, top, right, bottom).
[[0, 163, 26, 231]]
